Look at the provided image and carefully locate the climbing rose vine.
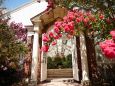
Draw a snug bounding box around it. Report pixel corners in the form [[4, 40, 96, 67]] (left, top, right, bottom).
[[99, 30, 115, 59], [42, 9, 114, 56]]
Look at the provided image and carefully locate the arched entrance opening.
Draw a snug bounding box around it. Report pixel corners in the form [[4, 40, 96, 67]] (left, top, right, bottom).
[[46, 32, 73, 79], [40, 18, 80, 81]]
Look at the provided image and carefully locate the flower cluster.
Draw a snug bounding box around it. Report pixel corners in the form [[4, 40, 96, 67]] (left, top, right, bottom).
[[99, 30, 115, 59], [41, 32, 59, 52], [42, 9, 114, 52], [10, 22, 27, 42], [63, 10, 98, 33]]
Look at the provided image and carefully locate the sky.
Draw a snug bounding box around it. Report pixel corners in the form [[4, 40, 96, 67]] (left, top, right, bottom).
[[3, 0, 31, 10]]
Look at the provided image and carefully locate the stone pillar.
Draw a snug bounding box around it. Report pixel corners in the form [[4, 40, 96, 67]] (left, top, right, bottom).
[[30, 24, 39, 84], [72, 37, 79, 81], [40, 34, 47, 82], [80, 32, 90, 86]]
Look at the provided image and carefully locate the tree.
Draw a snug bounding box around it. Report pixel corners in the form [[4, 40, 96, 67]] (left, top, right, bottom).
[[0, 19, 27, 70]]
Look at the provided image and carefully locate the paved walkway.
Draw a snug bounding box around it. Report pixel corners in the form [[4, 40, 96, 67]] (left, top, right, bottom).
[[38, 78, 82, 86]]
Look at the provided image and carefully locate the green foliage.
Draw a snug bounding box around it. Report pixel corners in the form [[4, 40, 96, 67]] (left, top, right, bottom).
[[0, 19, 27, 86], [62, 0, 115, 33], [47, 54, 72, 69], [55, 0, 115, 18], [0, 20, 28, 68], [61, 54, 72, 68]]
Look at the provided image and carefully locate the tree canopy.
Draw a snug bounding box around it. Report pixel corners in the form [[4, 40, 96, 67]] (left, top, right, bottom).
[[45, 0, 115, 18]]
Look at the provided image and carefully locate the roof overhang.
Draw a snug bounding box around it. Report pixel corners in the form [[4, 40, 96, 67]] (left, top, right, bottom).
[[31, 6, 67, 26]]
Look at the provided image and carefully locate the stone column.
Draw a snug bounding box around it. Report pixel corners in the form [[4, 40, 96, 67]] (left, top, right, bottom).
[[40, 34, 47, 82], [30, 23, 39, 84], [80, 32, 90, 86], [72, 37, 79, 81]]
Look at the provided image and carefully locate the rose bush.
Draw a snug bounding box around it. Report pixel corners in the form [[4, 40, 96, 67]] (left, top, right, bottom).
[[100, 30, 115, 59], [41, 9, 114, 54]]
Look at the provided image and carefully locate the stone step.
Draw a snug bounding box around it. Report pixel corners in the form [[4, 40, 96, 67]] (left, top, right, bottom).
[[48, 72, 73, 74], [48, 76, 73, 78], [47, 78, 74, 82], [48, 73, 73, 75], [47, 69, 73, 78], [48, 71, 73, 73]]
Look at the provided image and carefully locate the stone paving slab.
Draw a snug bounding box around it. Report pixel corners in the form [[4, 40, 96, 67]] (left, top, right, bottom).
[[38, 78, 82, 86], [38, 82, 82, 86]]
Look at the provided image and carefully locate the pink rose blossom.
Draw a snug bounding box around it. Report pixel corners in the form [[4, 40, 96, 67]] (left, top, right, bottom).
[[58, 34, 62, 38], [52, 41, 57, 46], [78, 10, 83, 16], [100, 39, 115, 59], [110, 30, 115, 40], [54, 35, 59, 39], [99, 42, 106, 51], [76, 17, 82, 23], [104, 47, 115, 59], [70, 30, 74, 35], [67, 34, 73, 39], [43, 34, 50, 42], [54, 22, 62, 28], [85, 11, 92, 16], [63, 16, 69, 22], [64, 25, 70, 32], [62, 23, 66, 27], [49, 32, 54, 38], [68, 21, 74, 30], [67, 11, 75, 17], [106, 18, 111, 24], [54, 26, 60, 33], [41, 45, 49, 52], [83, 17, 89, 24], [99, 14, 104, 19], [68, 15, 75, 21]]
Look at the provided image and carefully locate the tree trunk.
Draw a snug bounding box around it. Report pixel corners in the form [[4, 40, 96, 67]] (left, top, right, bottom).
[[76, 36, 82, 82], [85, 36, 100, 85]]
